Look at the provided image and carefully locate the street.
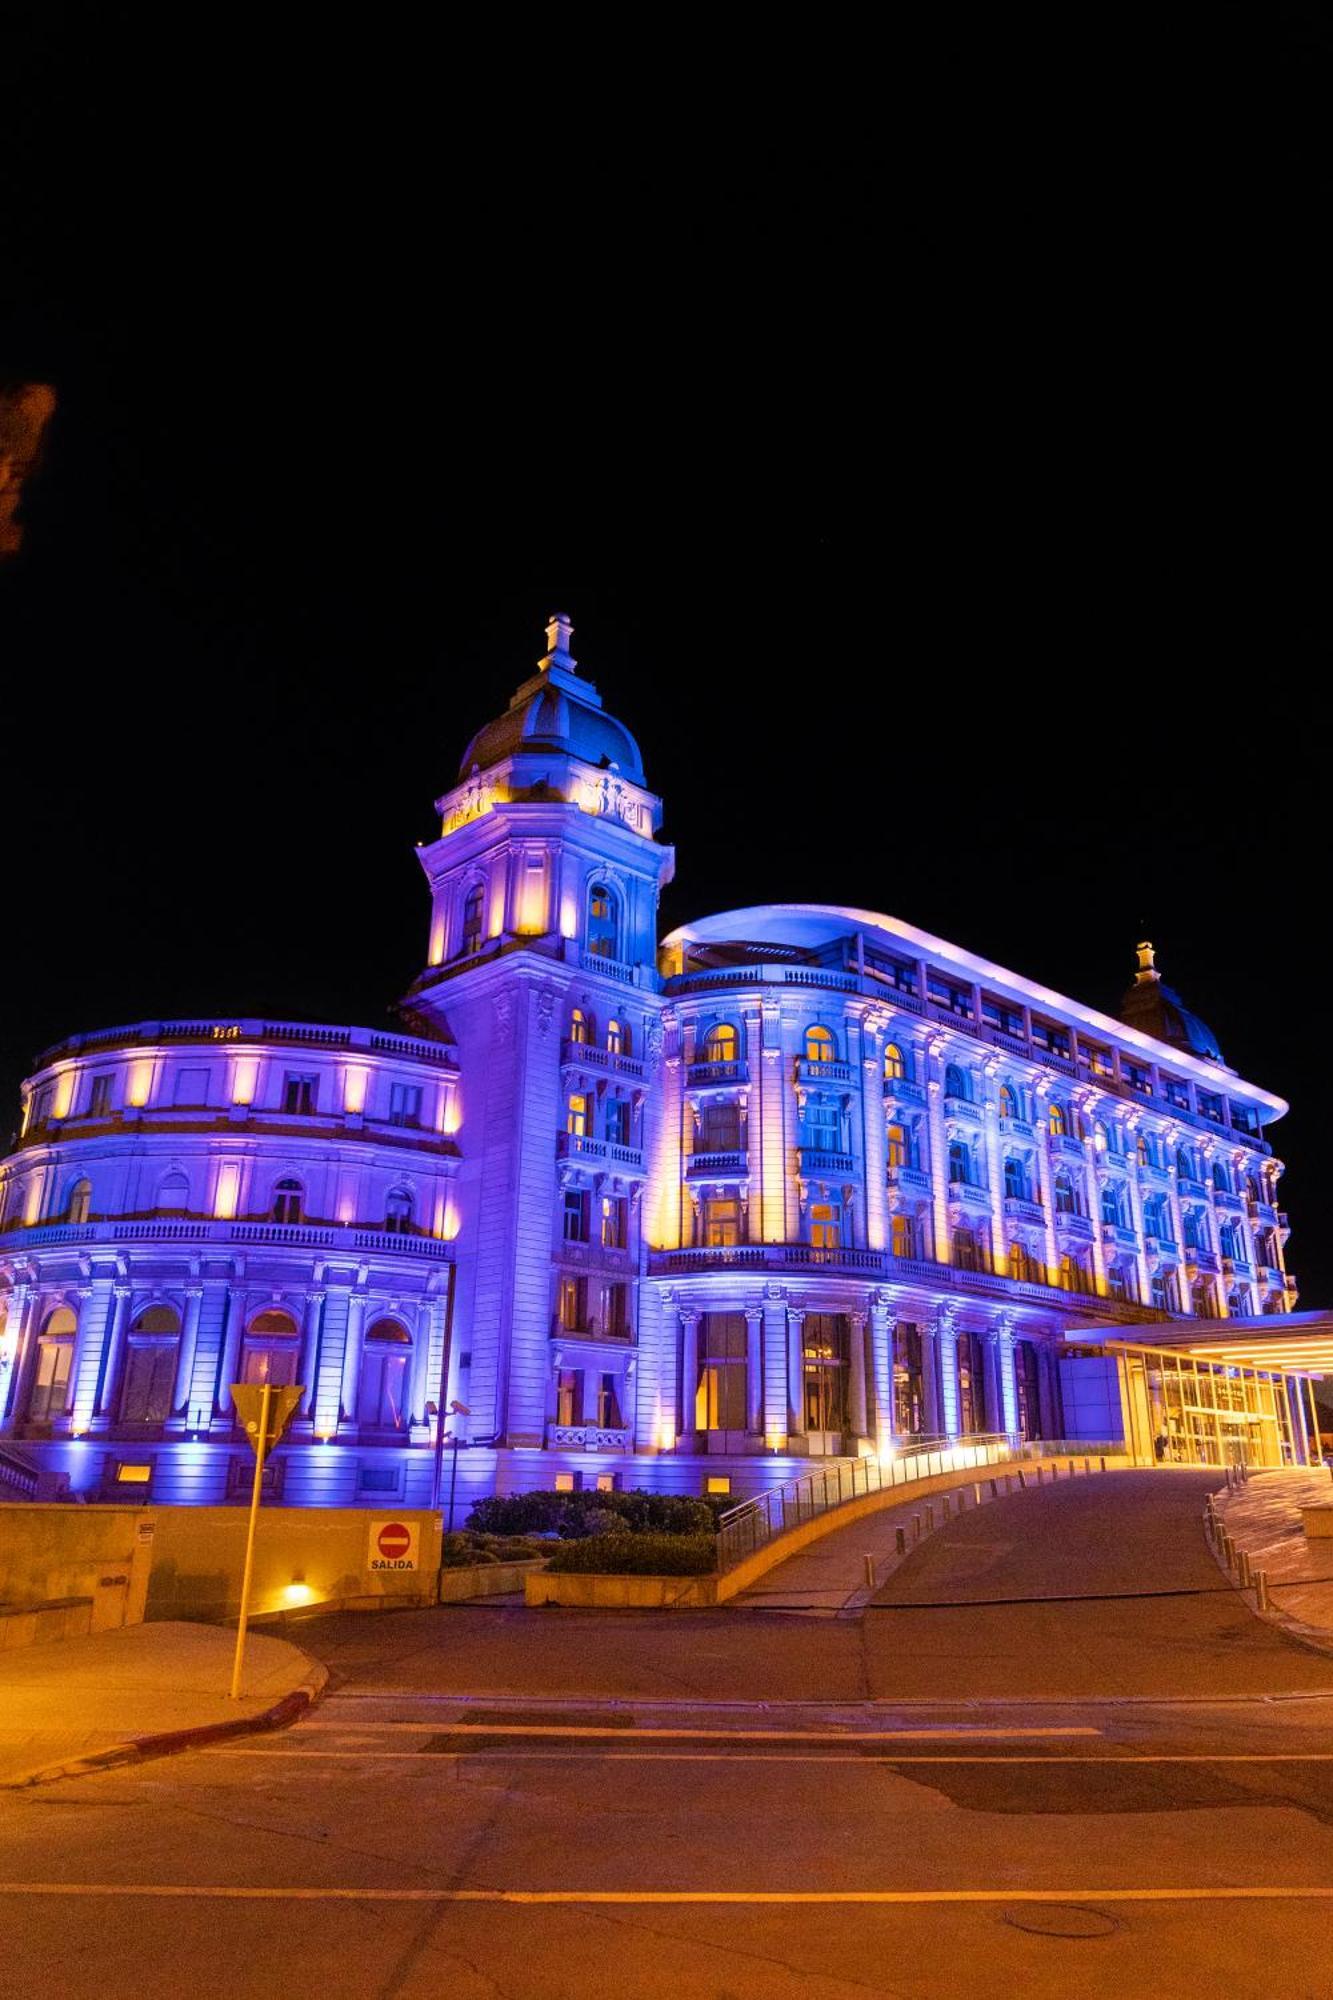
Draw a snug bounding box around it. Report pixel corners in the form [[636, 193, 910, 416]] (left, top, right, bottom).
[[3, 1473, 1333, 1997]]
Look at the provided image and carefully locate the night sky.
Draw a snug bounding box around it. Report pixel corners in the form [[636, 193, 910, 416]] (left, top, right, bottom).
[[4, 10, 1330, 1297]]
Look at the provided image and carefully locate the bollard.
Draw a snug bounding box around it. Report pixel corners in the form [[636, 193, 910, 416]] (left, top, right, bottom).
[[1099, 1456, 1106, 1473], [1018, 1471, 1026, 1489], [1256, 1570, 1270, 1612], [1239, 1550, 1252, 1589], [913, 1513, 921, 1542], [926, 1504, 935, 1531], [1035, 1467, 1043, 1485], [1084, 1458, 1091, 1475], [943, 1497, 952, 1521], [864, 1554, 876, 1588], [895, 1527, 907, 1557], [990, 1478, 999, 1498], [974, 1483, 983, 1507]]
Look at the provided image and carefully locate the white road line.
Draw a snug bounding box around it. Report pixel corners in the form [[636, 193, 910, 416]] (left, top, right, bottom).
[[197, 1747, 1333, 1766], [4, 1883, 1333, 1905], [295, 1722, 1102, 1741]]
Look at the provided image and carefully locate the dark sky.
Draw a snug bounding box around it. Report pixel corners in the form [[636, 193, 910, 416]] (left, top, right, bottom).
[[3, 9, 1329, 1295]]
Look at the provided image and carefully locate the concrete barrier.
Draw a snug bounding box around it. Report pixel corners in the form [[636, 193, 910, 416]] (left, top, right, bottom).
[[0, 1504, 154, 1635], [437, 1560, 543, 1603], [0, 1597, 94, 1650], [145, 1507, 443, 1622]]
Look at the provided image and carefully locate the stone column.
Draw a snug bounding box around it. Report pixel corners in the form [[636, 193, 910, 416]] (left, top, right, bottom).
[[678, 1310, 699, 1443], [848, 1310, 869, 1441], [167, 1286, 205, 1432], [296, 1289, 325, 1420], [339, 1295, 369, 1429], [2, 1284, 38, 1427], [935, 1308, 960, 1436], [786, 1305, 807, 1439], [869, 1294, 894, 1451], [91, 1285, 132, 1430], [212, 1287, 246, 1425], [994, 1317, 1018, 1436], [860, 1015, 887, 1252], [1033, 1095, 1060, 1280], [744, 1307, 763, 1438], [982, 1329, 1002, 1436], [762, 1288, 787, 1448], [925, 1052, 950, 1264], [920, 1319, 941, 1435]]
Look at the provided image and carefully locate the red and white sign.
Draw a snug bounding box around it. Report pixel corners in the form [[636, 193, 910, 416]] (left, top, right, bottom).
[[368, 1518, 420, 1572]]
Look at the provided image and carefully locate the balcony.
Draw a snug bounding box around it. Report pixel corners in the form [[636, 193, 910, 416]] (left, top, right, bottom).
[[883, 1076, 925, 1108], [560, 1038, 645, 1080], [1247, 1199, 1278, 1226], [887, 1163, 931, 1196], [0, 1216, 455, 1258], [1186, 1247, 1220, 1274], [687, 1150, 748, 1178], [548, 1425, 632, 1452], [1177, 1176, 1208, 1201], [998, 1115, 1035, 1140], [947, 1180, 990, 1213], [1100, 1222, 1139, 1251], [795, 1057, 856, 1086], [556, 1132, 644, 1169], [648, 1243, 892, 1277], [1054, 1211, 1094, 1242], [943, 1094, 982, 1123], [1004, 1196, 1044, 1226], [1213, 1190, 1247, 1215], [798, 1147, 855, 1177], [1222, 1255, 1254, 1279], [556, 1239, 633, 1272], [1048, 1134, 1085, 1161], [687, 1059, 749, 1088]]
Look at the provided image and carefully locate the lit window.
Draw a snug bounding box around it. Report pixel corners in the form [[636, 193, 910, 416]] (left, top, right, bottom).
[[804, 1026, 835, 1064], [566, 1094, 589, 1138], [703, 1195, 740, 1247], [242, 1308, 300, 1387], [884, 1043, 905, 1082], [587, 882, 620, 960], [1048, 1103, 1066, 1138], [809, 1201, 841, 1250], [67, 1178, 92, 1225], [569, 1008, 590, 1045], [461, 883, 484, 956], [891, 1214, 915, 1258], [999, 1084, 1018, 1120], [703, 1023, 738, 1064], [600, 1195, 627, 1250], [887, 1123, 907, 1170]]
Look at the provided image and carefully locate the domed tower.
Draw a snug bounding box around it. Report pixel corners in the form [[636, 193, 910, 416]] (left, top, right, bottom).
[[1118, 942, 1225, 1065], [406, 617, 674, 1453]]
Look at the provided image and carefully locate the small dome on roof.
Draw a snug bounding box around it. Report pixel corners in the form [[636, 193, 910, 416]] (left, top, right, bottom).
[[457, 614, 646, 785], [1118, 942, 1224, 1064]]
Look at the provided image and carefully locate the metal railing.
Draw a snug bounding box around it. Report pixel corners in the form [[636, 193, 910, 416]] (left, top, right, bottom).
[[715, 1435, 1121, 1572]]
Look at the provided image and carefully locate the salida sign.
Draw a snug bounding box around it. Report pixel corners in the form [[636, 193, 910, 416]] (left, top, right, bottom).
[[368, 1518, 420, 1573]]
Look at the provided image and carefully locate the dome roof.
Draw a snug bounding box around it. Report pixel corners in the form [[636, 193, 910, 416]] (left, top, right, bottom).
[[1118, 942, 1224, 1064], [458, 614, 646, 785]]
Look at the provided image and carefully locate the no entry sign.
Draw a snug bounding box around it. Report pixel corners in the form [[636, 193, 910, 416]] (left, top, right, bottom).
[[368, 1518, 420, 1572]]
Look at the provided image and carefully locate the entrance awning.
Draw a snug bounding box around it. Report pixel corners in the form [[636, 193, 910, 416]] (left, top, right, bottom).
[[1086, 1310, 1333, 1378]]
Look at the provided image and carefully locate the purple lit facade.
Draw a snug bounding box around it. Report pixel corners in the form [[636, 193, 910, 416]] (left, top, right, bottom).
[[0, 619, 1306, 1505]]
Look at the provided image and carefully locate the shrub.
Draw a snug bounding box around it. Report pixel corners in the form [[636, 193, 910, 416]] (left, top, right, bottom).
[[466, 1489, 719, 1540], [544, 1532, 717, 1577], [439, 1529, 550, 1569]]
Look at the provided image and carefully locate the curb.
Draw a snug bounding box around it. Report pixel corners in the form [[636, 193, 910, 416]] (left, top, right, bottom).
[[1206, 1496, 1333, 1662], [3, 1658, 329, 1792]]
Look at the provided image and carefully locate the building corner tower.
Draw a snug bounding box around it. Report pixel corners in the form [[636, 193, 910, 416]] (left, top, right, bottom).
[[403, 617, 675, 1454]]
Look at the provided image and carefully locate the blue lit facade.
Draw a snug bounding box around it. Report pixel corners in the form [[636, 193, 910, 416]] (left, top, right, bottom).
[[0, 618, 1304, 1504]]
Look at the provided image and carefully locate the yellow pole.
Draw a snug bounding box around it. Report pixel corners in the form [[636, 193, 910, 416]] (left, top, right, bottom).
[[230, 1380, 271, 1701], [1307, 1376, 1323, 1470]]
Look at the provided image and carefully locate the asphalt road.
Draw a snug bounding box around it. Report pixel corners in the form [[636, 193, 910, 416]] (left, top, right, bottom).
[[4, 1472, 1333, 1998]]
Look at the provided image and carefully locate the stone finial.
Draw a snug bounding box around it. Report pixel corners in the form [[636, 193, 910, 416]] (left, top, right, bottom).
[[541, 612, 577, 673], [1134, 940, 1160, 984]]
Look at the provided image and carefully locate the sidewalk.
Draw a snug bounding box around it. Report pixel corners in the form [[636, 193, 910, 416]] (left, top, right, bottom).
[[1213, 1467, 1333, 1650], [731, 1455, 1102, 1614], [0, 1620, 327, 1788]]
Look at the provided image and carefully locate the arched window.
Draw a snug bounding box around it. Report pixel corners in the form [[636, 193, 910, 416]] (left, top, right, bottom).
[[272, 1179, 303, 1224], [606, 1018, 629, 1056], [1136, 1133, 1151, 1168], [1212, 1161, 1230, 1194], [156, 1171, 190, 1215], [944, 1063, 969, 1101], [384, 1188, 413, 1236], [1003, 1156, 1026, 1202], [357, 1318, 412, 1429], [703, 1023, 738, 1064], [947, 1141, 970, 1185], [67, 1178, 92, 1226], [804, 1025, 835, 1064], [26, 1306, 77, 1422], [1048, 1103, 1067, 1138], [1054, 1169, 1077, 1216], [120, 1305, 181, 1424], [884, 1043, 905, 1082], [1176, 1148, 1194, 1181], [241, 1307, 300, 1387], [461, 882, 484, 957], [569, 1007, 590, 1045], [999, 1084, 1018, 1120], [1244, 1175, 1261, 1203], [586, 881, 620, 960]]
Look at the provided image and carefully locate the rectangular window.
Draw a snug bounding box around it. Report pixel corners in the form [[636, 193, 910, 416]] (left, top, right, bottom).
[[700, 1102, 741, 1151], [804, 1098, 839, 1144], [703, 1196, 741, 1247], [553, 1469, 580, 1492], [558, 1277, 587, 1332], [562, 1188, 590, 1243], [283, 1074, 317, 1115], [595, 1372, 622, 1428], [886, 1123, 906, 1169], [600, 1195, 627, 1250], [566, 1094, 588, 1138], [389, 1082, 422, 1127], [604, 1282, 630, 1337], [696, 1314, 748, 1432], [89, 1075, 113, 1117], [809, 1202, 841, 1249], [358, 1466, 401, 1494], [604, 1097, 631, 1146], [556, 1371, 583, 1427]]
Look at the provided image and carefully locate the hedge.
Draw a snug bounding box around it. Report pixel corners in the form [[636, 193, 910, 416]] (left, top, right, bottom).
[[466, 1489, 716, 1539], [439, 1530, 550, 1569], [543, 1532, 718, 1577]]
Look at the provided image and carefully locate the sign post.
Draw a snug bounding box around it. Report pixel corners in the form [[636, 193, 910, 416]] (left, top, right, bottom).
[[228, 1380, 302, 1701], [446, 1401, 471, 1533]]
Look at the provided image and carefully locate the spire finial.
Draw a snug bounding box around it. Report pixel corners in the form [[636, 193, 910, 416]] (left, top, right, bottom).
[[540, 613, 577, 674], [1134, 940, 1160, 984]]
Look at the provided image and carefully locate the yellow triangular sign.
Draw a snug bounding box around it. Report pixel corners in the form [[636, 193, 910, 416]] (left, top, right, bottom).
[[230, 1383, 304, 1456]]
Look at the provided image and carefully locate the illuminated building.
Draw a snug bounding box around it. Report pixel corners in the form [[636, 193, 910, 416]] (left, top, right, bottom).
[[0, 618, 1313, 1504]]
